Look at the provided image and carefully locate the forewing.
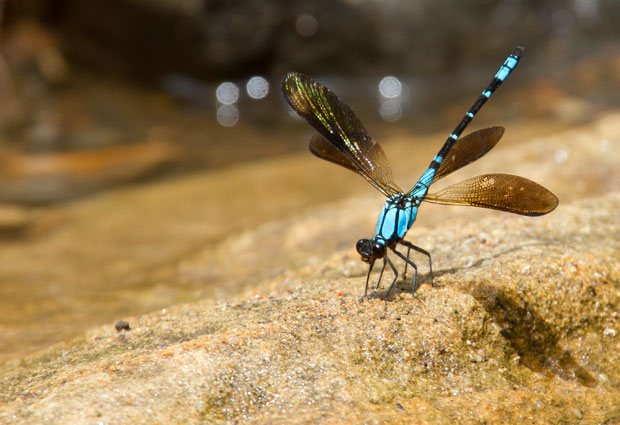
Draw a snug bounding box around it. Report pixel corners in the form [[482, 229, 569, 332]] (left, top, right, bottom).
[[424, 174, 559, 216], [283, 72, 401, 196], [434, 127, 505, 181]]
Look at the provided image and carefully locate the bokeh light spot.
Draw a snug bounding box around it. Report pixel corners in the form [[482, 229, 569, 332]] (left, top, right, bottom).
[[554, 146, 570, 163], [295, 14, 319, 37], [216, 82, 239, 105], [216, 104, 239, 127], [378, 76, 402, 99], [379, 100, 402, 122], [246, 76, 269, 99]]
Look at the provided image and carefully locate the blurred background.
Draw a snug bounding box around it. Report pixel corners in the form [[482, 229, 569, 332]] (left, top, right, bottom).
[[1, 0, 619, 360], [2, 0, 620, 194]]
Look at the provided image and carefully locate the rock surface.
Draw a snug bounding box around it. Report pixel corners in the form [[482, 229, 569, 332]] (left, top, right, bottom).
[[1, 113, 619, 423], [0, 193, 619, 424]]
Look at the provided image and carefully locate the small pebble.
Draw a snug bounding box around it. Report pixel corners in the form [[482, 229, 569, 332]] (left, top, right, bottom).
[[115, 321, 130, 332]]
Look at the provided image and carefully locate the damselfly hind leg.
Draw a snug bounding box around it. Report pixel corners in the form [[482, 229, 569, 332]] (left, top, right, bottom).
[[391, 249, 420, 298], [400, 240, 434, 287]]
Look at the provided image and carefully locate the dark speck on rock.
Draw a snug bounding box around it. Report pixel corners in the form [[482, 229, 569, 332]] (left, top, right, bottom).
[[115, 321, 130, 332], [500, 329, 511, 339]]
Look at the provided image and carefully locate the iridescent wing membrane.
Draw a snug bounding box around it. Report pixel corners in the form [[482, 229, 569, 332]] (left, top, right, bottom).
[[425, 174, 559, 216], [433, 126, 505, 181], [282, 72, 402, 197], [425, 126, 558, 215]]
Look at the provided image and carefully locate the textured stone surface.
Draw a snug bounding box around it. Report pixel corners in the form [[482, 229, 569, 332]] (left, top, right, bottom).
[[0, 113, 619, 423], [0, 191, 619, 424]]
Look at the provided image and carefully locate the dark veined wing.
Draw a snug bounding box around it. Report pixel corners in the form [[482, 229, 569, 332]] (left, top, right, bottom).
[[424, 174, 559, 216], [434, 127, 505, 182], [283, 72, 402, 197], [309, 134, 359, 173]]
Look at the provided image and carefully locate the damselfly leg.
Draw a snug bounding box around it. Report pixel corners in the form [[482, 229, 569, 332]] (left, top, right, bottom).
[[400, 240, 434, 286]]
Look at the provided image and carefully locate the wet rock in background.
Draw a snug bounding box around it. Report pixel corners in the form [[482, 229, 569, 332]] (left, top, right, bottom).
[[2, 1, 620, 206], [6, 0, 620, 83]]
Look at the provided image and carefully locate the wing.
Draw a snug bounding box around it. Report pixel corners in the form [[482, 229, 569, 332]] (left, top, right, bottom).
[[423, 174, 559, 216], [434, 127, 505, 182], [282, 72, 402, 197], [309, 134, 359, 173]]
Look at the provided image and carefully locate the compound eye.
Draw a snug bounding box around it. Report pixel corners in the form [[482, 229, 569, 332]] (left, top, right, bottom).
[[372, 242, 386, 258], [356, 239, 372, 256]]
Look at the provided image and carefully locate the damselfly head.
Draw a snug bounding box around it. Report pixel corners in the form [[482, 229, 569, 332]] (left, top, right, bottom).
[[356, 238, 386, 263]]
